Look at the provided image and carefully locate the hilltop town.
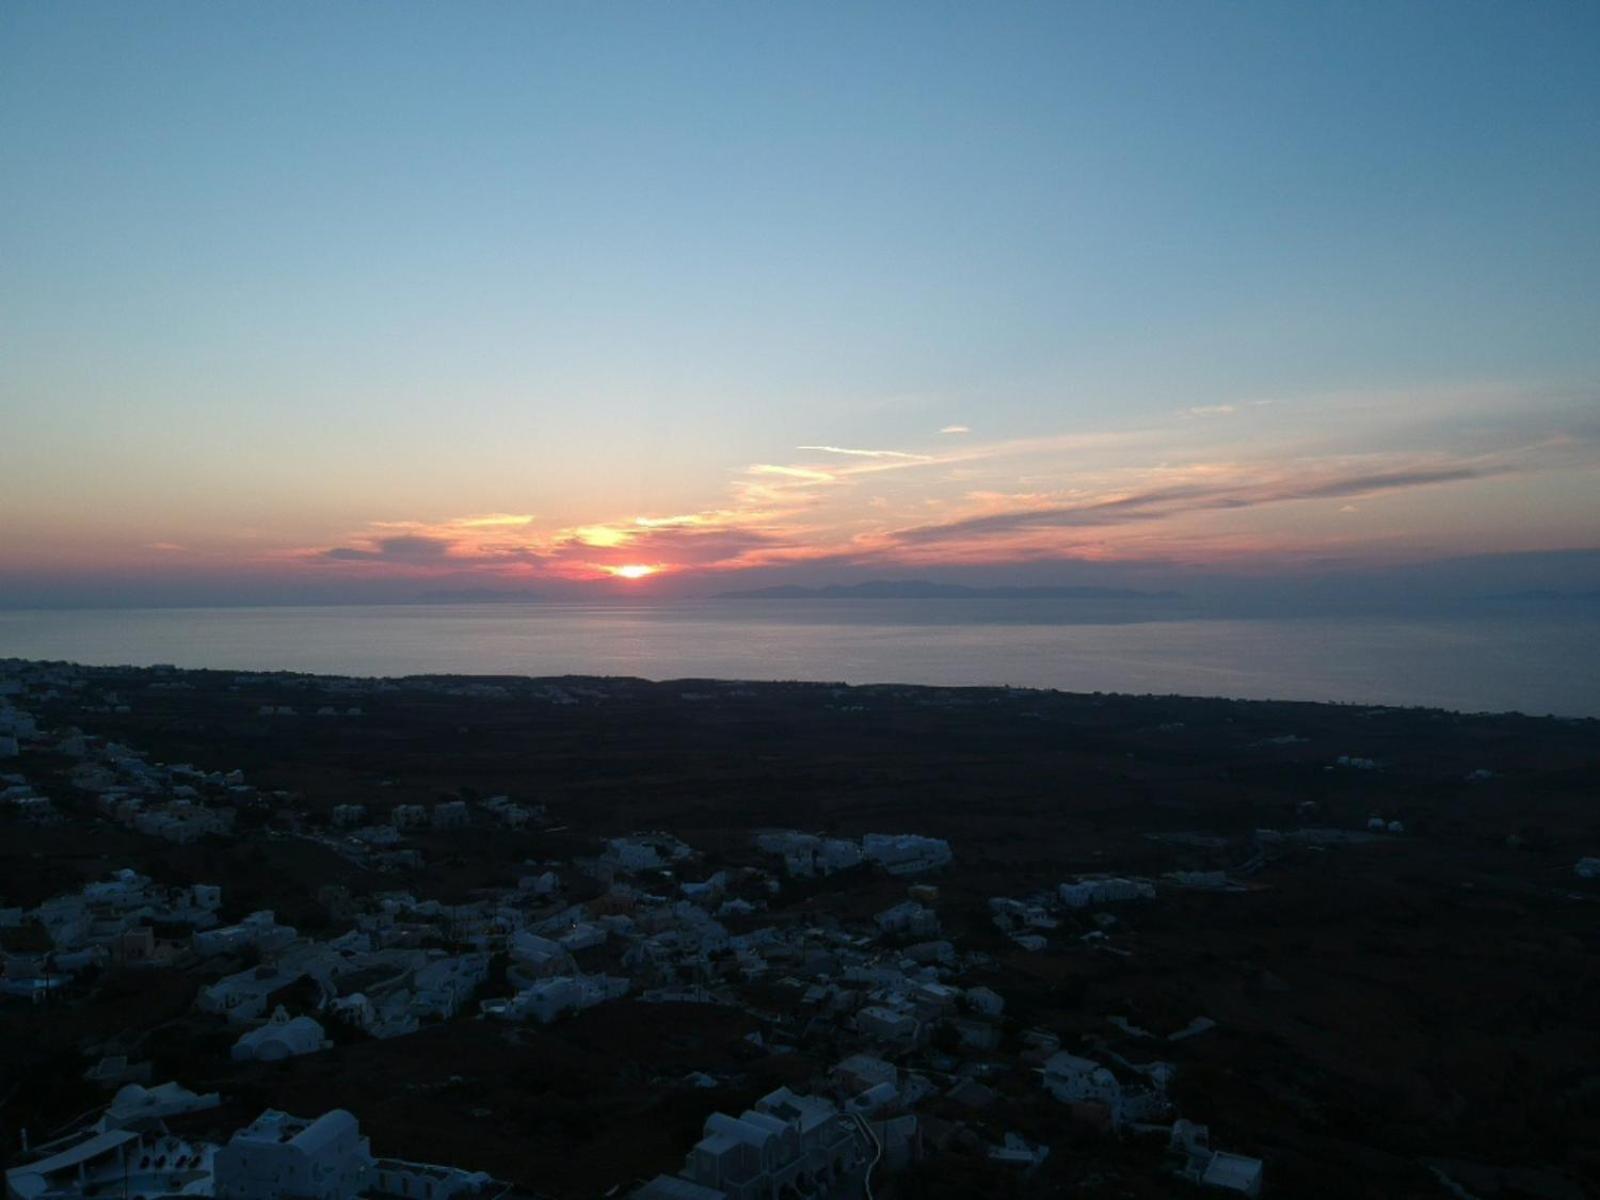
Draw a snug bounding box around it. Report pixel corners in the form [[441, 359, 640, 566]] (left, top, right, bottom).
[[2, 659, 1597, 1200]]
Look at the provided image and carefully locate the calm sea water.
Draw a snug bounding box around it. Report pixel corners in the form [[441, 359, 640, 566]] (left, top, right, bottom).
[[0, 602, 1595, 717]]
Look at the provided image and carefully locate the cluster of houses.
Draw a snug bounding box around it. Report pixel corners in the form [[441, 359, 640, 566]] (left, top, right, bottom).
[[193, 900, 495, 1042], [1, 837, 1267, 1198], [984, 872, 1167, 955], [1058, 875, 1159, 909], [4, 1087, 503, 1200], [1, 771, 55, 823], [1, 683, 251, 844], [1, 660, 1275, 1197], [318, 798, 550, 874], [1, 869, 225, 999], [754, 830, 953, 878], [3, 682, 55, 817], [634, 1086, 874, 1200], [63, 731, 251, 838]]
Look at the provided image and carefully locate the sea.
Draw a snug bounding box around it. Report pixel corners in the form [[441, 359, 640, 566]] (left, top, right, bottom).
[[0, 601, 1595, 718]]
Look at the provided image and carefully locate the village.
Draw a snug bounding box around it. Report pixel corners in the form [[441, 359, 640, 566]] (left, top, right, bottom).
[[2, 659, 1598, 1199]]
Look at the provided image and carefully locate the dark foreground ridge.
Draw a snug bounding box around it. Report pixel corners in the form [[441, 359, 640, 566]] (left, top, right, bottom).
[[1, 659, 1597, 1199]]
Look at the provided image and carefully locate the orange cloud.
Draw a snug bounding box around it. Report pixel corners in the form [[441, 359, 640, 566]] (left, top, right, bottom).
[[290, 389, 1597, 587]]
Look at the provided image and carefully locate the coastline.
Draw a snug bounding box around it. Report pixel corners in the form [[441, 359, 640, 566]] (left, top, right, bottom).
[[2, 603, 1596, 718]]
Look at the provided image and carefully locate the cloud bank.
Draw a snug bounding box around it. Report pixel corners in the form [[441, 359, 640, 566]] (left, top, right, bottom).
[[276, 388, 1596, 592]]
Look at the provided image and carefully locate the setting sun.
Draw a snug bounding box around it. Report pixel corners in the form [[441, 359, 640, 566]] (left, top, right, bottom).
[[611, 564, 656, 580]]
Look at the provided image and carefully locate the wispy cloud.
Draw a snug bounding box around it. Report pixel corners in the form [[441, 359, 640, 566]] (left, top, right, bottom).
[[293, 387, 1597, 586], [747, 463, 837, 482], [891, 460, 1507, 545], [797, 445, 932, 461], [322, 535, 459, 563], [940, 425, 971, 435], [454, 513, 537, 528]]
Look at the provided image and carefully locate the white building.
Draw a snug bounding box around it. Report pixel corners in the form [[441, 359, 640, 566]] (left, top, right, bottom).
[[5, 1128, 213, 1200], [214, 1110, 371, 1200], [231, 1007, 330, 1062], [485, 973, 630, 1024], [331, 804, 366, 828], [101, 1081, 221, 1131], [431, 801, 469, 829], [193, 911, 297, 959], [1041, 1052, 1125, 1122], [518, 870, 560, 896], [0, 708, 38, 738], [816, 839, 863, 874], [965, 986, 1005, 1018], [754, 832, 867, 877], [370, 1160, 492, 1200], [662, 1087, 867, 1200], [1202, 1152, 1264, 1197], [198, 962, 310, 1024], [831, 1054, 898, 1096], [1042, 1051, 1173, 1129], [1058, 876, 1156, 909], [874, 901, 939, 937], [603, 834, 693, 873], [556, 922, 607, 952], [508, 931, 574, 979], [862, 834, 952, 876], [988, 1132, 1050, 1171], [856, 1005, 921, 1048]]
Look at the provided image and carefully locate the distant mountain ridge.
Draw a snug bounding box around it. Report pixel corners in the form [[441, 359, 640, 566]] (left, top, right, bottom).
[[715, 580, 1182, 600], [1482, 588, 1600, 603], [413, 588, 545, 603]]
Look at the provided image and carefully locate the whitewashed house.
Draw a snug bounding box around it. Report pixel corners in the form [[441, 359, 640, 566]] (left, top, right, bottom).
[[966, 986, 1005, 1018], [1058, 876, 1156, 908], [198, 963, 309, 1024], [100, 1081, 221, 1131], [213, 1110, 371, 1200], [331, 804, 366, 828], [1041, 1052, 1125, 1122], [3, 1128, 214, 1200], [874, 901, 939, 938], [508, 931, 575, 979], [862, 834, 952, 875], [370, 1159, 492, 1200], [856, 1005, 921, 1049], [431, 801, 469, 829], [390, 805, 428, 830], [231, 1007, 330, 1062], [486, 973, 631, 1024], [663, 1087, 867, 1200]]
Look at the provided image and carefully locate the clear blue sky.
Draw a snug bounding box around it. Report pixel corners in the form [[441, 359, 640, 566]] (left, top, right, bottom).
[[2, 2, 1597, 601]]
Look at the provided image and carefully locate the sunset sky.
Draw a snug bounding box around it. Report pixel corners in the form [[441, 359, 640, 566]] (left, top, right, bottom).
[[3, 3, 1597, 605]]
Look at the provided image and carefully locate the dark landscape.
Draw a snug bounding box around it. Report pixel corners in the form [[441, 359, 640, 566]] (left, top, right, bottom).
[[6, 4, 1599, 1200], [3, 659, 1597, 1199]]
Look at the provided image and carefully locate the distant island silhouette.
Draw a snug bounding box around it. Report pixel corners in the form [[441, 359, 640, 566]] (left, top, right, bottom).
[[714, 580, 1182, 600], [413, 588, 547, 603]]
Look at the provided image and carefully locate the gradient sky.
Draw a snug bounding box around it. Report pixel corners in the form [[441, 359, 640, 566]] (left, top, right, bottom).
[[2, 2, 1597, 603]]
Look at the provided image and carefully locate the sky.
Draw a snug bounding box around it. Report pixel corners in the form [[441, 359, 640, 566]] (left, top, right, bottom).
[[2, 2, 1597, 606]]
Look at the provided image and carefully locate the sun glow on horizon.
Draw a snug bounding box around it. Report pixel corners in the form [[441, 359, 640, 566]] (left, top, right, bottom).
[[611, 564, 658, 580]]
